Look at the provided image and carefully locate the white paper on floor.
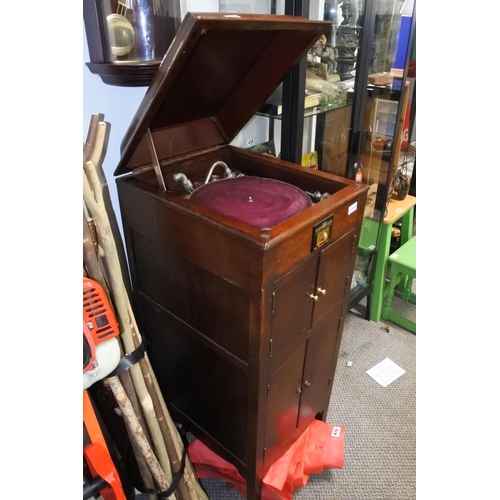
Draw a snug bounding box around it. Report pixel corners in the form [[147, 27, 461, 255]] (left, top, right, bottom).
[[366, 357, 406, 387]]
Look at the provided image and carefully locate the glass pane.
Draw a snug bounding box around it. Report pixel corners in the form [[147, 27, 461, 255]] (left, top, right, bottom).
[[350, 0, 415, 312], [358, 0, 414, 222], [301, 110, 351, 174], [301, 0, 366, 174], [99, 0, 181, 63], [219, 0, 285, 14], [224, 0, 285, 158], [308, 0, 366, 88]]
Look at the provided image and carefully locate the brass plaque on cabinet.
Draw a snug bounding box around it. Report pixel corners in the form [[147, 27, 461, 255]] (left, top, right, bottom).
[[311, 215, 334, 251]]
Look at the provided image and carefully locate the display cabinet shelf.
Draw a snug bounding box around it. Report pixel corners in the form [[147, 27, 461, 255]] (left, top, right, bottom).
[[257, 85, 394, 121]]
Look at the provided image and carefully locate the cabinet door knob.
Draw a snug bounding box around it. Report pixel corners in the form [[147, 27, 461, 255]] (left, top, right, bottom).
[[309, 294, 319, 302], [304, 381, 311, 388], [317, 287, 327, 295], [296, 387, 302, 394]]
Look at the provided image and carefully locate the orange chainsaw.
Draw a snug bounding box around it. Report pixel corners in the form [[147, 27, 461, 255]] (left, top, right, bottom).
[[83, 277, 125, 500], [83, 277, 121, 389]]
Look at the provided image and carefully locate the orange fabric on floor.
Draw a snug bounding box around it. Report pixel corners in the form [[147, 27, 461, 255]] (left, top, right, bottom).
[[188, 419, 345, 500]]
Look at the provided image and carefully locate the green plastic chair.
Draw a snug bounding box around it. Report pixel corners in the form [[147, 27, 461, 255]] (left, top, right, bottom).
[[382, 236, 416, 334]]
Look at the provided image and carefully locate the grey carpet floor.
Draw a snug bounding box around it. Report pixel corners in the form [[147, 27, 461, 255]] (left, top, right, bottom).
[[198, 291, 416, 500]]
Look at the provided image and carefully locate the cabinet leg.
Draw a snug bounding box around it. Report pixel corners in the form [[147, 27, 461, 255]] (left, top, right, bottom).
[[246, 476, 263, 500], [316, 410, 326, 422]]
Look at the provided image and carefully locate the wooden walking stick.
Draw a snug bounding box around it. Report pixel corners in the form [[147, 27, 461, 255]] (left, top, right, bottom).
[[84, 205, 159, 500], [83, 113, 102, 164], [83, 121, 175, 494], [84, 122, 201, 500], [83, 114, 206, 500], [84, 165, 175, 485], [84, 187, 176, 498], [107, 375, 172, 494]]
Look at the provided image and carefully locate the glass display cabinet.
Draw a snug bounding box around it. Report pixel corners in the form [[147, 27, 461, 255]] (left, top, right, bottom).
[[252, 0, 416, 314], [301, 0, 416, 314]]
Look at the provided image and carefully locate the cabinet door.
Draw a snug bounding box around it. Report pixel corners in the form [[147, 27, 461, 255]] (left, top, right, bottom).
[[265, 344, 306, 457], [271, 254, 318, 359], [312, 228, 357, 327], [298, 308, 342, 428]]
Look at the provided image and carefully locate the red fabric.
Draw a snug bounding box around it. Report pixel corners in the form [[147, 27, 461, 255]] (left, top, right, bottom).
[[188, 419, 345, 500]]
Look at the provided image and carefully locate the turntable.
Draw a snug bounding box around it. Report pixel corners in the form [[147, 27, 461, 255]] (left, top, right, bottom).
[[177, 167, 316, 229], [114, 12, 368, 500]]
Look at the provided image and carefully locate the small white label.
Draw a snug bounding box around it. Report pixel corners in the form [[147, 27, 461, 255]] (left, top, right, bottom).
[[348, 202, 358, 215], [331, 426, 341, 438], [396, 208, 403, 213]]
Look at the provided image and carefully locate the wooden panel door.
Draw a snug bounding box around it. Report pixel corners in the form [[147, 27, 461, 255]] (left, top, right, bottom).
[[132, 230, 250, 362], [264, 344, 306, 458], [271, 254, 318, 359], [141, 301, 248, 463], [298, 307, 342, 427], [312, 228, 357, 327]]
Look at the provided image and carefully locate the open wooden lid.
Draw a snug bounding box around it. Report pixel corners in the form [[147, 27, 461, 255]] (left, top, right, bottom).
[[114, 12, 330, 176]]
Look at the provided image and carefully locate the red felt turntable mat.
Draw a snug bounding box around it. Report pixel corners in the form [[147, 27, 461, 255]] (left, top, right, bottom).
[[189, 176, 312, 229]]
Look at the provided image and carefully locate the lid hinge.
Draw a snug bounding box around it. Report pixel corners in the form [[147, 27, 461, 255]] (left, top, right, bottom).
[[145, 128, 167, 192]]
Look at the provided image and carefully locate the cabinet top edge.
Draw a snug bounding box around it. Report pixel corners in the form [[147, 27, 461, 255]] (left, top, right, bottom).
[[117, 176, 368, 250]]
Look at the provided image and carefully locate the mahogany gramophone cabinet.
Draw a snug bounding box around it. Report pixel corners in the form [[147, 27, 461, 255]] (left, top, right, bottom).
[[114, 12, 368, 499]]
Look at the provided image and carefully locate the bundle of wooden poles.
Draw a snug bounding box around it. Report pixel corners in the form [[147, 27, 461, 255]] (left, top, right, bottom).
[[83, 113, 208, 500]]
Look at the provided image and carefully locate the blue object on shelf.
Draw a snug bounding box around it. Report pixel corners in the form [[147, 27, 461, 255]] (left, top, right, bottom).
[[393, 16, 412, 70]]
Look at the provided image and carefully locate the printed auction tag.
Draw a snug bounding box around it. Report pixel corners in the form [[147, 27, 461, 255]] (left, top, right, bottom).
[[331, 426, 341, 438], [348, 202, 358, 215]]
